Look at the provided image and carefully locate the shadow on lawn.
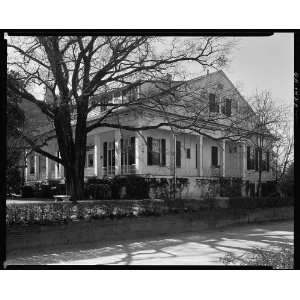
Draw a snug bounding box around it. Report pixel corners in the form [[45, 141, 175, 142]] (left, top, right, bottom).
[[6, 221, 293, 266]]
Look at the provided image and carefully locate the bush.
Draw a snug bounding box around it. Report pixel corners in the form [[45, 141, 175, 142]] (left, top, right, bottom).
[[228, 196, 294, 209], [220, 244, 294, 269], [6, 167, 22, 194], [86, 183, 112, 200], [220, 178, 242, 197], [21, 185, 34, 198]]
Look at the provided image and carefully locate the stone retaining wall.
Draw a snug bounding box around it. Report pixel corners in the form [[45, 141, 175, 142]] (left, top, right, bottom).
[[6, 206, 293, 254]]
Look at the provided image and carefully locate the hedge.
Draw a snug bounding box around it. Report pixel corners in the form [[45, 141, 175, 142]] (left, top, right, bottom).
[[229, 196, 294, 209], [6, 199, 207, 226]]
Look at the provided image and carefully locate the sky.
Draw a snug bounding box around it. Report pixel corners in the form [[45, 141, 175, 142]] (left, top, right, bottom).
[[223, 33, 294, 109]]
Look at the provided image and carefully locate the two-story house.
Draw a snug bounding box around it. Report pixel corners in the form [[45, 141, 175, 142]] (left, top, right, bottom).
[[24, 70, 275, 198]]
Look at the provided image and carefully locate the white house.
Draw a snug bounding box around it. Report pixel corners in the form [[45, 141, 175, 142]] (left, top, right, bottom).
[[24, 70, 275, 198]]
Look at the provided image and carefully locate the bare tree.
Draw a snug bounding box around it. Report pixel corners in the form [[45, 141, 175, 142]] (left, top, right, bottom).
[[244, 91, 291, 197], [7, 35, 238, 200]]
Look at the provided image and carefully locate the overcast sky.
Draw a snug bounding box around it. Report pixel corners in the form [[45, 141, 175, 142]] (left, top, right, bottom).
[[223, 33, 294, 109]]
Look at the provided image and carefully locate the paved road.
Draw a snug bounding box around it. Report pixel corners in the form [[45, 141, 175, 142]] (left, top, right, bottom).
[[6, 221, 293, 266]]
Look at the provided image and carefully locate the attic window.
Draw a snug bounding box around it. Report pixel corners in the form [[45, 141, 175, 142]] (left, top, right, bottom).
[[209, 93, 219, 113]]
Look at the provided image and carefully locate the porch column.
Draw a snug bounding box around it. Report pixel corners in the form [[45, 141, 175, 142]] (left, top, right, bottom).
[[199, 135, 203, 177], [25, 150, 28, 183], [135, 132, 140, 174], [115, 129, 122, 175], [222, 139, 226, 177], [55, 151, 60, 179], [94, 135, 101, 177], [45, 157, 49, 180], [34, 153, 39, 180]]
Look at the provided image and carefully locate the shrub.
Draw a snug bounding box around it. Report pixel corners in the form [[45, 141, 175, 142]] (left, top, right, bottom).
[[228, 196, 294, 209], [6, 167, 22, 194], [86, 183, 112, 200], [220, 244, 294, 269], [21, 185, 34, 198], [220, 178, 242, 197]]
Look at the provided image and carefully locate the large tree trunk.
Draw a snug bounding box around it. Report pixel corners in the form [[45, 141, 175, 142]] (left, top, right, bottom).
[[54, 104, 88, 202], [65, 165, 85, 201]]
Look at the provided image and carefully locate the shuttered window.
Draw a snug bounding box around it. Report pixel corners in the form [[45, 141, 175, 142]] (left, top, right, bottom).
[[211, 146, 218, 167], [147, 137, 166, 166]]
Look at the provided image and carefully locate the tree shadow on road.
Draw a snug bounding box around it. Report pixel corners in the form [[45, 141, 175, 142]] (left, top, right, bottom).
[[6, 221, 293, 266]]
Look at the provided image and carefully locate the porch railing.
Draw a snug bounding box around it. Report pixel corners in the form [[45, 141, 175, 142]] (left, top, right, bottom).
[[102, 164, 137, 176]]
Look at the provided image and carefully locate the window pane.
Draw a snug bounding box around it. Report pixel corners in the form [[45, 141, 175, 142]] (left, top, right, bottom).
[[29, 155, 35, 174], [186, 148, 191, 159], [212, 146, 218, 167], [88, 153, 94, 167]]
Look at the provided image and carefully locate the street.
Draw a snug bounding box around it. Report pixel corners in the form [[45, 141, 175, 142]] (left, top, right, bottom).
[[6, 220, 293, 266]]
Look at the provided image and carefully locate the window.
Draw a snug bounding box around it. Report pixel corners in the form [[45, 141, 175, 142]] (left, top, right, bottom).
[[87, 153, 94, 167], [100, 94, 112, 112], [176, 141, 181, 167], [261, 150, 270, 172], [121, 137, 136, 166], [39, 155, 46, 175], [103, 141, 115, 168], [209, 93, 219, 113], [211, 146, 218, 167], [247, 146, 259, 171], [147, 137, 166, 166], [186, 148, 191, 159], [223, 98, 231, 116], [29, 155, 35, 174], [86, 146, 94, 168], [229, 142, 237, 153]]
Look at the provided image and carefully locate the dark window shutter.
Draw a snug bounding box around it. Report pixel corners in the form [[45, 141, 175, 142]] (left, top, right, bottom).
[[120, 138, 124, 166], [266, 151, 270, 172], [195, 143, 198, 168], [176, 141, 181, 167], [130, 137, 135, 165], [255, 148, 259, 171], [103, 142, 107, 167], [147, 137, 152, 165], [161, 139, 166, 166], [112, 142, 115, 166], [212, 146, 218, 167], [247, 146, 251, 170]]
